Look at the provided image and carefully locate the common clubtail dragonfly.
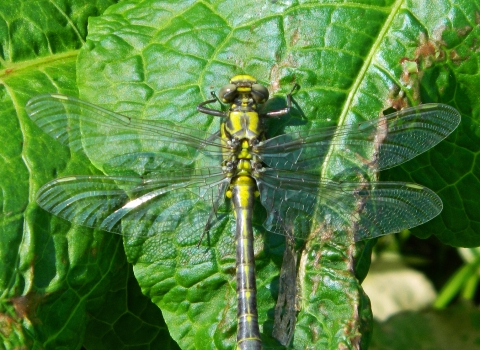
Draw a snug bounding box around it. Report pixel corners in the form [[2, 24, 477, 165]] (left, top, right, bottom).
[[27, 75, 460, 349]]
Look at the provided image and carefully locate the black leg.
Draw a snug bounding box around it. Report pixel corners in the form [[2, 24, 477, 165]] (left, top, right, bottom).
[[262, 83, 299, 118], [197, 97, 228, 117]]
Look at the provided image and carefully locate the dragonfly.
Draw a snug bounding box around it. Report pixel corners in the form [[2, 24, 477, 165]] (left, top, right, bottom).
[[26, 75, 460, 350]]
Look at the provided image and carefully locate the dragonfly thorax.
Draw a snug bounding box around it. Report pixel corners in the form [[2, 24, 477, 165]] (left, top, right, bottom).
[[219, 75, 269, 143], [223, 110, 264, 143]]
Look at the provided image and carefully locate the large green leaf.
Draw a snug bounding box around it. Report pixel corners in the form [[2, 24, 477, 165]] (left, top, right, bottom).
[[2, 0, 479, 349], [72, 1, 479, 349]]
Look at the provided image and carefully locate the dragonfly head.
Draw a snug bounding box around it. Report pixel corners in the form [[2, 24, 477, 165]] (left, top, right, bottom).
[[218, 75, 269, 105]]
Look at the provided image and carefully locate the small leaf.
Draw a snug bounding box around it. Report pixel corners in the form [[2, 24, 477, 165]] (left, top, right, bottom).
[[370, 304, 480, 350]]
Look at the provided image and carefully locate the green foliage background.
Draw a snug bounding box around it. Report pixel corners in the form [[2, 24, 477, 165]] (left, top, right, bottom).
[[1, 0, 479, 349]]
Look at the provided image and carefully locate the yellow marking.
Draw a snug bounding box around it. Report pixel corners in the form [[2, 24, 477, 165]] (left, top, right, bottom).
[[237, 87, 251, 92], [226, 189, 232, 198], [229, 111, 243, 133], [239, 188, 250, 207], [236, 160, 251, 172], [238, 149, 251, 160], [220, 124, 227, 137], [55, 176, 78, 182], [244, 265, 250, 278], [51, 94, 69, 100], [237, 337, 261, 347], [406, 183, 424, 190], [246, 111, 259, 132], [231, 176, 256, 210], [231, 74, 256, 83], [243, 213, 249, 230], [232, 176, 254, 186], [239, 160, 249, 170]]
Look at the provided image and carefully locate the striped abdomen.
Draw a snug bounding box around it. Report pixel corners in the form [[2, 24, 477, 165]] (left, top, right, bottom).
[[231, 175, 262, 350]]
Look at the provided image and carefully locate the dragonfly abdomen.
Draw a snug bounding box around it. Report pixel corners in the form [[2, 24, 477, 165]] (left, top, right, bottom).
[[231, 175, 262, 350]]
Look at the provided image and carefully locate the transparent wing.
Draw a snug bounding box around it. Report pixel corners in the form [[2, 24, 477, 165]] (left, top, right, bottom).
[[37, 167, 232, 265], [26, 94, 227, 173], [256, 103, 460, 173], [256, 168, 442, 241], [37, 167, 229, 234]]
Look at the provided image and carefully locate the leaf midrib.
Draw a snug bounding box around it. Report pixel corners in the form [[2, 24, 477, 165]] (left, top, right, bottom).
[[320, 0, 405, 180]]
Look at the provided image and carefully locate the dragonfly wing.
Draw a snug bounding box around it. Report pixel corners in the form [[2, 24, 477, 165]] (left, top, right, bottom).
[[37, 166, 229, 232], [26, 94, 226, 173], [256, 103, 460, 174], [256, 168, 442, 241]]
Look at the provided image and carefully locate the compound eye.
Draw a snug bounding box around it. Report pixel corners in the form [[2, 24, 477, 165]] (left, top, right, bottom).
[[251, 83, 269, 103], [218, 84, 237, 102]]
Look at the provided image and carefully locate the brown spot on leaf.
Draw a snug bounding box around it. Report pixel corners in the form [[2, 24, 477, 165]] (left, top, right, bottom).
[[457, 25, 472, 37], [308, 322, 319, 342], [269, 54, 298, 93], [450, 49, 461, 61], [290, 28, 300, 46], [432, 25, 448, 48], [349, 334, 362, 349], [395, 30, 448, 104], [346, 243, 356, 273], [0, 314, 14, 337], [415, 40, 437, 58], [470, 38, 480, 52], [0, 314, 29, 348], [10, 292, 45, 324], [387, 95, 408, 111], [320, 225, 335, 242], [449, 49, 470, 65]]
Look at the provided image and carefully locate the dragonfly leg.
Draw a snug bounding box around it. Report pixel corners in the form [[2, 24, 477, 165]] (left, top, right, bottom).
[[197, 96, 228, 117], [262, 83, 299, 118]]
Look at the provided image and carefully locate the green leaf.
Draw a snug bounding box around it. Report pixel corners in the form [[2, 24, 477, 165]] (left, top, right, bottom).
[[369, 304, 480, 350], [70, 1, 479, 349], [4, 0, 479, 350], [0, 1, 178, 349], [83, 262, 179, 349]]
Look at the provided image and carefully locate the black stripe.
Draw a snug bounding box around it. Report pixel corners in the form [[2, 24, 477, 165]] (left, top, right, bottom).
[[231, 177, 262, 350]]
